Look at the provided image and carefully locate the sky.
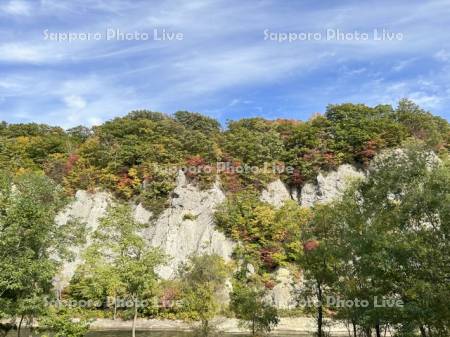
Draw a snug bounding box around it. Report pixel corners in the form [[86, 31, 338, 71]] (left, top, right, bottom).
[[0, 0, 449, 128]]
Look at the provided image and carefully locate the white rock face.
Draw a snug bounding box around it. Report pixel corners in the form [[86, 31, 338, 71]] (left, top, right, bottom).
[[260, 179, 291, 208], [143, 171, 235, 279], [133, 203, 153, 224], [56, 172, 235, 286], [54, 190, 110, 292], [300, 164, 365, 207], [54, 164, 365, 308]]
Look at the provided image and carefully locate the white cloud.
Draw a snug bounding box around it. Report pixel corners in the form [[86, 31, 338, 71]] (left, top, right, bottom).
[[392, 58, 416, 72], [434, 49, 450, 62], [87, 117, 103, 126], [0, 73, 141, 127], [63, 95, 87, 110], [1, 0, 449, 123], [409, 92, 442, 109], [0, 79, 23, 90], [229, 99, 240, 107], [1, 0, 32, 16], [0, 43, 60, 63]]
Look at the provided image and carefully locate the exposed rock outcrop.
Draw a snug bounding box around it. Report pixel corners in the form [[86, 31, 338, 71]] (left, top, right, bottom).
[[133, 203, 153, 224], [55, 164, 365, 307], [260, 179, 291, 208], [55, 172, 235, 289], [54, 190, 110, 293], [300, 164, 364, 207], [143, 172, 235, 279], [260, 165, 364, 210]]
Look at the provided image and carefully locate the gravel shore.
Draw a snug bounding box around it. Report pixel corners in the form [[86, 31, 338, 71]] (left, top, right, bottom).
[[90, 317, 350, 335]]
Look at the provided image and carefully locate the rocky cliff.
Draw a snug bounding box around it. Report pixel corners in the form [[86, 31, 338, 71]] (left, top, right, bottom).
[[55, 164, 364, 307], [142, 172, 235, 279]]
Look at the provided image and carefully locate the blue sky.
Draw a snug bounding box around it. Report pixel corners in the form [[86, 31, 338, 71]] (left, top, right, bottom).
[[0, 0, 449, 128]]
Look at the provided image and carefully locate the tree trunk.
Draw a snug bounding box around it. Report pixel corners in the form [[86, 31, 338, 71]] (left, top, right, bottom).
[[17, 315, 24, 337], [352, 321, 357, 337], [201, 319, 209, 337], [113, 295, 117, 320], [317, 281, 323, 337], [375, 323, 381, 337], [420, 325, 427, 337], [132, 299, 138, 337]]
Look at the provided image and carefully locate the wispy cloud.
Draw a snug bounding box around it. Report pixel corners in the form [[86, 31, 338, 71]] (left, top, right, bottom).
[[1, 0, 32, 16], [63, 95, 87, 110], [0, 0, 449, 125], [434, 49, 450, 62], [0, 43, 62, 63], [392, 58, 416, 72]]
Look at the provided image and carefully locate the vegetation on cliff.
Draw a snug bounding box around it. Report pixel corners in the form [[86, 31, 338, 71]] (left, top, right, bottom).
[[0, 100, 448, 337], [0, 99, 447, 213]]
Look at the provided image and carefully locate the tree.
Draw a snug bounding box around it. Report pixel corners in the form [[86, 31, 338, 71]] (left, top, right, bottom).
[[300, 215, 341, 337], [215, 190, 310, 272], [180, 254, 230, 337], [174, 111, 221, 135], [67, 125, 92, 142], [223, 118, 285, 167], [230, 284, 279, 336], [306, 146, 449, 337], [39, 309, 90, 337], [69, 245, 125, 319], [325, 103, 405, 164], [92, 204, 166, 337], [395, 98, 450, 150], [0, 172, 85, 336], [283, 115, 338, 185]]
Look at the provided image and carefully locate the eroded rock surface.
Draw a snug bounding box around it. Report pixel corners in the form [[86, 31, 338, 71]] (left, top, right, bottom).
[[56, 172, 235, 287], [55, 165, 364, 307], [54, 190, 110, 293], [300, 164, 364, 207], [143, 172, 235, 279], [260, 179, 292, 208]]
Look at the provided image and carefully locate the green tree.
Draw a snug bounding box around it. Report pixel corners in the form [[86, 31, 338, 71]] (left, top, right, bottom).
[[395, 98, 450, 150], [180, 254, 230, 337], [39, 309, 91, 337], [215, 189, 310, 272], [69, 245, 125, 319], [92, 204, 166, 337], [223, 118, 284, 167], [67, 125, 92, 143], [283, 115, 338, 185], [0, 172, 85, 336], [309, 146, 449, 337], [325, 103, 405, 164], [174, 111, 221, 136], [230, 284, 279, 336], [300, 217, 341, 337]]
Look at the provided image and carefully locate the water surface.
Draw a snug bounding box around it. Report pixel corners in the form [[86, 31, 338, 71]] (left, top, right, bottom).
[[7, 330, 312, 337]]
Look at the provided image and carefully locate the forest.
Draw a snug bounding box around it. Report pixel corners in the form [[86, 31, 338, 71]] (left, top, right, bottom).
[[0, 99, 449, 337]]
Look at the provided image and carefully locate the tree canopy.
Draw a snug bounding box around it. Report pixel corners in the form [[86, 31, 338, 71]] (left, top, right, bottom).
[[0, 101, 447, 212]]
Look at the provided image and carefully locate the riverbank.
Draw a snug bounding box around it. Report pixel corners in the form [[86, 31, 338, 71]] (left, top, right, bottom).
[[90, 317, 350, 335], [1, 317, 351, 335]]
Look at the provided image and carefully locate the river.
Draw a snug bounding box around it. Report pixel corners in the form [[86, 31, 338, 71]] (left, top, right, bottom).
[[6, 330, 314, 337]]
